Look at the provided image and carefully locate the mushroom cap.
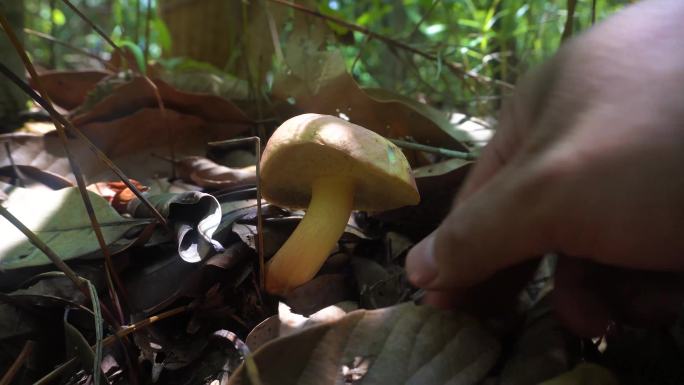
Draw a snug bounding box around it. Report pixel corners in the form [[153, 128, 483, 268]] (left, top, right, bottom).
[[260, 114, 420, 211]]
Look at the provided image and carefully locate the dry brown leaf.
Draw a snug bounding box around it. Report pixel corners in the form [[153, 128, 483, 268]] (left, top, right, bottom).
[[0, 106, 246, 184], [273, 50, 468, 164], [230, 302, 499, 385], [175, 156, 256, 189], [71, 76, 252, 127], [30, 70, 110, 110]]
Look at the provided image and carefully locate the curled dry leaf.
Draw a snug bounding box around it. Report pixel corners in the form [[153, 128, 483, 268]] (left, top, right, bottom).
[[29, 70, 110, 110], [127, 191, 223, 263], [175, 156, 256, 189], [230, 302, 500, 385]]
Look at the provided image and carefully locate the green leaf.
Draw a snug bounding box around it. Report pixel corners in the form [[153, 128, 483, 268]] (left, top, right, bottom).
[[51, 9, 66, 26], [0, 184, 149, 270], [118, 40, 146, 73], [229, 303, 500, 385], [152, 18, 172, 53]]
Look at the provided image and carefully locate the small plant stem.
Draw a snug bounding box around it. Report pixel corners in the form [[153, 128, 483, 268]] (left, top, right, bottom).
[[267, 0, 513, 89], [208, 137, 265, 290], [0, 12, 126, 323], [0, 340, 34, 385], [389, 138, 476, 160]]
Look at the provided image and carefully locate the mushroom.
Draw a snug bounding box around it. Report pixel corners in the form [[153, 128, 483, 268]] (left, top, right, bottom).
[[260, 114, 420, 295]]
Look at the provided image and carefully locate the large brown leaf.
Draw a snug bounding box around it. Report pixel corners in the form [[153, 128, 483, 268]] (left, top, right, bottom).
[[273, 49, 468, 156], [71, 77, 252, 127], [30, 70, 110, 110], [0, 108, 246, 183], [229, 302, 499, 385]]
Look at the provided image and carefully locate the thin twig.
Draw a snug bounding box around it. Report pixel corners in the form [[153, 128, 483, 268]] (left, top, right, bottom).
[[0, 63, 169, 230], [0, 340, 34, 385], [267, 0, 513, 89], [208, 137, 265, 291], [389, 138, 476, 160], [23, 28, 115, 70], [61, 0, 119, 57], [33, 305, 190, 385], [0, 13, 126, 323]]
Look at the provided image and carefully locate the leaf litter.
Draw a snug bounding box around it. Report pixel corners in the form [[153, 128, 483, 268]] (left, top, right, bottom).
[[0, 3, 669, 384]]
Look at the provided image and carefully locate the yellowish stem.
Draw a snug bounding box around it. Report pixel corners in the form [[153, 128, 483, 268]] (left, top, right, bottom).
[[265, 175, 354, 295]]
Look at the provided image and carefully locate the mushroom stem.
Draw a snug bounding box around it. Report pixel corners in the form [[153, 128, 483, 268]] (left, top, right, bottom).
[[265, 175, 355, 295]]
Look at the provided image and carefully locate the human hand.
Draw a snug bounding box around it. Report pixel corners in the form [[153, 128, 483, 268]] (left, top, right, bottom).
[[406, 0, 684, 335]]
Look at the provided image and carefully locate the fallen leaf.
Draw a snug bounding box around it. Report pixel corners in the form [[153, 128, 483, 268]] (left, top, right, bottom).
[[0, 183, 150, 270], [285, 274, 354, 316], [175, 156, 256, 189], [273, 49, 468, 165], [71, 77, 252, 127], [229, 302, 500, 385], [246, 302, 357, 352], [159, 67, 249, 101], [71, 108, 232, 164], [30, 70, 110, 110]]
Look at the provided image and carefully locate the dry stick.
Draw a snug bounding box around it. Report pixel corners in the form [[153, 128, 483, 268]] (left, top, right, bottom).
[[389, 138, 475, 160], [33, 305, 190, 385], [23, 28, 116, 71], [0, 14, 126, 324], [0, 340, 34, 385], [3, 141, 23, 187], [0, 65, 169, 231], [0, 206, 119, 329], [267, 0, 513, 90], [208, 137, 265, 291]]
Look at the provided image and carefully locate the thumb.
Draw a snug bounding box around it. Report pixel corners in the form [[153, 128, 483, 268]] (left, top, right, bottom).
[[406, 163, 550, 290]]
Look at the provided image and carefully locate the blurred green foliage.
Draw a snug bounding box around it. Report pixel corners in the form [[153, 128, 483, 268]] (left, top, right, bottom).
[[24, 0, 630, 116]]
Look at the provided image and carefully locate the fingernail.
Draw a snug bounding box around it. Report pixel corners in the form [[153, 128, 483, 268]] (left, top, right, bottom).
[[406, 233, 438, 287]]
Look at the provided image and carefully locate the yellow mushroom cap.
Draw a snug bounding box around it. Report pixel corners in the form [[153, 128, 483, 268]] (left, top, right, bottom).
[[260, 114, 420, 211]]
